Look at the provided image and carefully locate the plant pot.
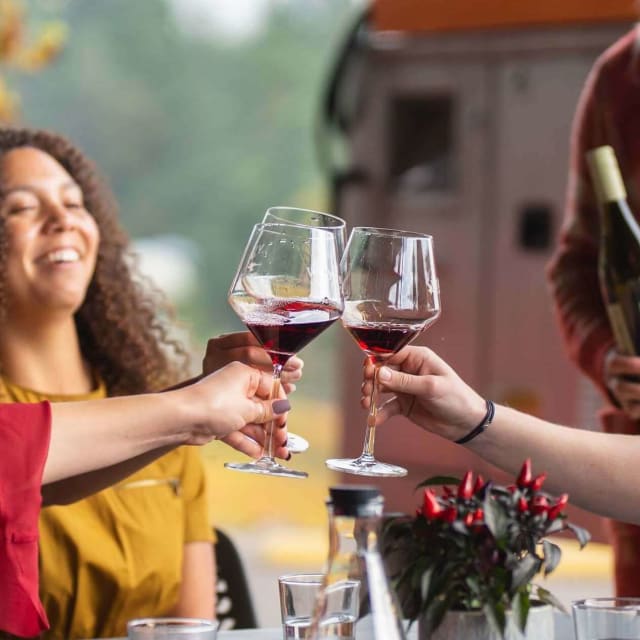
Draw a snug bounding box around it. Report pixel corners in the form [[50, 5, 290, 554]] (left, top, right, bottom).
[[419, 602, 554, 640]]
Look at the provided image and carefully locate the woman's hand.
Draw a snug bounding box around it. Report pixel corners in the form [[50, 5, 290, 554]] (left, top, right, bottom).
[[203, 332, 303, 394], [361, 346, 486, 441], [179, 361, 291, 456], [604, 349, 640, 420]]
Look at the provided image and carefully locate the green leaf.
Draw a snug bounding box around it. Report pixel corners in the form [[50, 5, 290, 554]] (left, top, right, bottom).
[[415, 476, 461, 490], [544, 519, 565, 534], [511, 555, 540, 591], [511, 589, 530, 633], [566, 523, 591, 548], [542, 540, 562, 576], [420, 568, 433, 602], [534, 585, 568, 614], [483, 495, 509, 539], [421, 595, 451, 635], [483, 600, 506, 636]]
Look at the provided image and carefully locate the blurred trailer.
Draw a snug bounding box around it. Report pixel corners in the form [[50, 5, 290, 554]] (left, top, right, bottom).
[[324, 0, 638, 538]]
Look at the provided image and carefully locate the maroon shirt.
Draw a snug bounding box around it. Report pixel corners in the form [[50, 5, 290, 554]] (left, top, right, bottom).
[[547, 25, 640, 435], [0, 402, 51, 637], [546, 25, 640, 596]]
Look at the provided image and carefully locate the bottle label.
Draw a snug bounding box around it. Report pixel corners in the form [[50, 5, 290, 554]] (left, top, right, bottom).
[[606, 301, 636, 355]]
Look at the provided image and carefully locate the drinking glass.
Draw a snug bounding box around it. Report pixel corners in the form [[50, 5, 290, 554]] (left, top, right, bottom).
[[227, 223, 343, 478], [263, 206, 347, 258], [278, 573, 359, 640], [127, 618, 218, 640], [326, 227, 440, 477], [262, 206, 347, 456], [573, 597, 640, 639]]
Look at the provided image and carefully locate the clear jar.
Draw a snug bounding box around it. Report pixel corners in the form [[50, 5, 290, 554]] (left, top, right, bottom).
[[309, 485, 407, 640]]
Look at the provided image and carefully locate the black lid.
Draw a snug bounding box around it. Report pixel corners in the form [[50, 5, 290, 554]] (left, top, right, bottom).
[[329, 485, 382, 515]]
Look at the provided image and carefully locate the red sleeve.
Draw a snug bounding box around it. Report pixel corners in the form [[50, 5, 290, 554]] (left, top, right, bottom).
[[546, 34, 632, 398], [0, 402, 51, 637]]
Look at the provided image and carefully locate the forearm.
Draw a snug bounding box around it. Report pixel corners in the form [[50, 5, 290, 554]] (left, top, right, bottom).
[[170, 542, 216, 619], [42, 447, 172, 505], [44, 391, 192, 485], [468, 405, 640, 522]]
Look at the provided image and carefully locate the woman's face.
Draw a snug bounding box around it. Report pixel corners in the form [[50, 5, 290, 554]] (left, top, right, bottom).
[[0, 146, 100, 319]]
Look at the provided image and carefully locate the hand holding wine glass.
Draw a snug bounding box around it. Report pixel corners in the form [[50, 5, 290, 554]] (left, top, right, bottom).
[[227, 222, 343, 478], [326, 227, 440, 477]]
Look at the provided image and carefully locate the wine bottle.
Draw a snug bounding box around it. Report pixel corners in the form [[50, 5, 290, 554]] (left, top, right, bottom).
[[587, 145, 640, 355]]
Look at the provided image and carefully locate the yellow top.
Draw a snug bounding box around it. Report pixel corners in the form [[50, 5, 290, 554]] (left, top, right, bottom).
[[0, 377, 214, 640]]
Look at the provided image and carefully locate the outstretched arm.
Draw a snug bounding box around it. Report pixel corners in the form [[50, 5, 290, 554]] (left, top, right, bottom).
[[43, 362, 289, 502], [363, 346, 640, 522]]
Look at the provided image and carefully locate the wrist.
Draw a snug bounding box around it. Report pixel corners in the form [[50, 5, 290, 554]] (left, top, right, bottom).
[[454, 399, 495, 445], [156, 389, 200, 446]]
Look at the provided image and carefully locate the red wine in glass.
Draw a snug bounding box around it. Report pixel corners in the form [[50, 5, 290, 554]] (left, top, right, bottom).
[[325, 227, 440, 478], [246, 300, 341, 367], [227, 222, 343, 479], [345, 323, 424, 364]]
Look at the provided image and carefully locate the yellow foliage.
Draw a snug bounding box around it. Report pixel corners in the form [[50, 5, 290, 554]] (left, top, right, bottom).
[[0, 0, 67, 121]]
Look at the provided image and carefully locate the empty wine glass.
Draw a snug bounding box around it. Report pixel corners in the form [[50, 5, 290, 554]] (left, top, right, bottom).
[[326, 227, 440, 478], [227, 223, 344, 478], [262, 206, 347, 455]]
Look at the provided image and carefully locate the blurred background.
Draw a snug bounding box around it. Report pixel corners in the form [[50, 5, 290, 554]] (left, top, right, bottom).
[[4, 0, 635, 625]]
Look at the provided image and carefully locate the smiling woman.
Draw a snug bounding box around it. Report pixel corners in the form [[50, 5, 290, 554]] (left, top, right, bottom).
[[0, 128, 216, 640], [1, 147, 100, 329]]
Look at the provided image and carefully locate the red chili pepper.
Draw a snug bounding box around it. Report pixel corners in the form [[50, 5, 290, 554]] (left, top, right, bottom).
[[518, 497, 528, 513], [442, 506, 458, 523], [507, 485, 517, 493], [472, 508, 484, 522], [442, 486, 454, 498], [530, 473, 548, 491], [423, 489, 443, 518], [473, 474, 485, 494], [464, 512, 474, 527], [517, 459, 532, 488], [547, 494, 569, 520], [530, 495, 549, 514], [458, 470, 474, 499]]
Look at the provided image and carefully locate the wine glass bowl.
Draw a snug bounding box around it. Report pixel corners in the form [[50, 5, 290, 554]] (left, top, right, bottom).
[[326, 227, 440, 478], [260, 207, 347, 455], [263, 206, 347, 258], [227, 222, 343, 478]]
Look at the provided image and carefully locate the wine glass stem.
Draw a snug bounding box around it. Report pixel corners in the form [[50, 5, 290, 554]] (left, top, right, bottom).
[[360, 364, 379, 460], [263, 364, 283, 460]]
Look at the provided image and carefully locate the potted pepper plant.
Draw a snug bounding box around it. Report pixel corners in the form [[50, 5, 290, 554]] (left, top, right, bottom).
[[383, 459, 590, 640]]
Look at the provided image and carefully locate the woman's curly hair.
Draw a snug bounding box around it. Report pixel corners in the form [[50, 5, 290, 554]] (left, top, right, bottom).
[[0, 127, 190, 395]]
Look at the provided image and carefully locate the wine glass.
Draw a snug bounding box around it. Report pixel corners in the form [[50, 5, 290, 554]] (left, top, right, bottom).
[[262, 206, 347, 455], [263, 206, 347, 258], [227, 222, 344, 478], [326, 227, 440, 477]]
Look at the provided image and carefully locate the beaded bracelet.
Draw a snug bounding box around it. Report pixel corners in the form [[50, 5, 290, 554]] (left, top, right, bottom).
[[454, 399, 495, 445]]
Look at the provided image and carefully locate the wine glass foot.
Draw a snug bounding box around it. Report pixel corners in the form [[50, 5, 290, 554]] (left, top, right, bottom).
[[325, 457, 407, 478], [224, 457, 308, 479], [287, 432, 310, 454]]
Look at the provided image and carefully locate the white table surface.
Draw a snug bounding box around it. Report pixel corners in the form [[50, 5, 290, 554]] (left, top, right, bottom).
[[217, 612, 575, 639]]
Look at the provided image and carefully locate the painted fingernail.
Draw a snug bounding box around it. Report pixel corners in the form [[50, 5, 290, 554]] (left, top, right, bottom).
[[283, 438, 289, 447], [272, 399, 291, 414], [286, 452, 292, 461]]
